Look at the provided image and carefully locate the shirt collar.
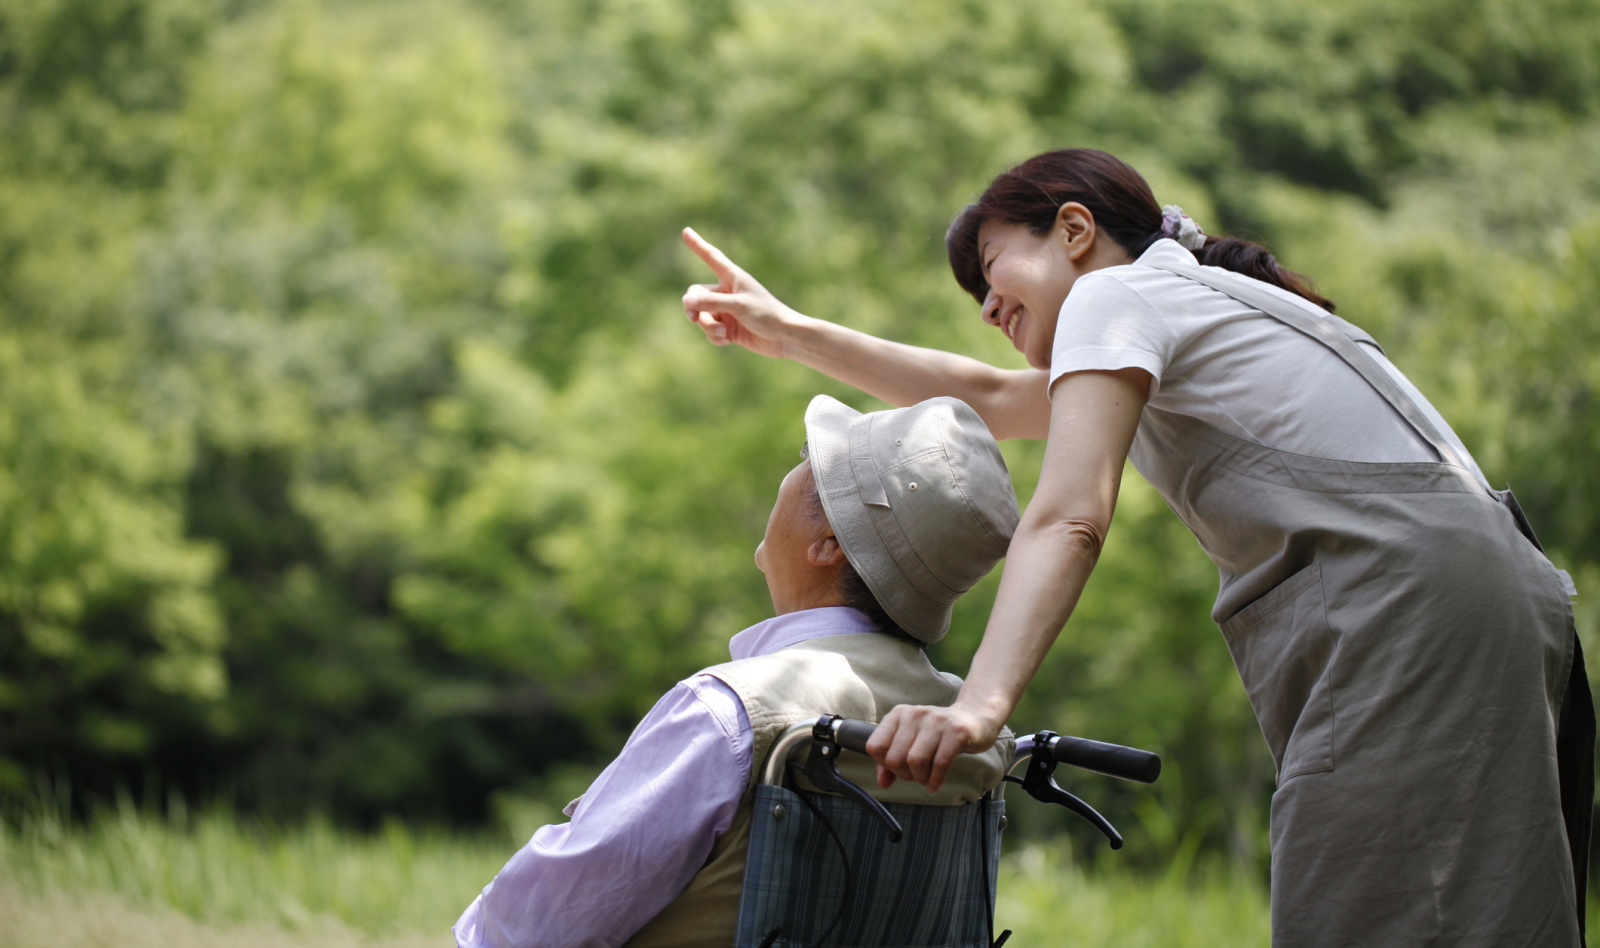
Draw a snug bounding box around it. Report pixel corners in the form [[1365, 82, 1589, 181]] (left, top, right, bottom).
[[727, 607, 877, 661], [1134, 237, 1198, 267]]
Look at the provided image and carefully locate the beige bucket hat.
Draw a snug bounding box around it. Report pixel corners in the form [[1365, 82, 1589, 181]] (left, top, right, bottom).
[[804, 395, 1020, 644]]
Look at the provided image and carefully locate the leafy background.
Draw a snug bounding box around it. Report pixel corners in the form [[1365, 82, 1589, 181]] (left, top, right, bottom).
[[3, 0, 1599, 885]]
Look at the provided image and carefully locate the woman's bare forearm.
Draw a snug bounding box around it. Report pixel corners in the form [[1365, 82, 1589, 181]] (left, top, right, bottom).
[[953, 368, 1150, 728], [856, 367, 1150, 792], [955, 516, 1102, 722], [776, 312, 1051, 440]]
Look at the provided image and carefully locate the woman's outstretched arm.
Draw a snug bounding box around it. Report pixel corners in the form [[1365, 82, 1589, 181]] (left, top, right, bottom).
[[681, 228, 1051, 441], [866, 366, 1151, 793]]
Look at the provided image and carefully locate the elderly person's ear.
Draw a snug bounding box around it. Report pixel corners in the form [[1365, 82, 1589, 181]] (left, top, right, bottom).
[[808, 536, 847, 567]]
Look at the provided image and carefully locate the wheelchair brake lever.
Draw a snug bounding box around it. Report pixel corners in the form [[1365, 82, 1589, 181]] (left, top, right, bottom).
[[792, 716, 904, 843], [1021, 730, 1124, 850]]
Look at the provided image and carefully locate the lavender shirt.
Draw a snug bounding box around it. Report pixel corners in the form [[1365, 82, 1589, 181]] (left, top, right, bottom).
[[453, 607, 877, 948]]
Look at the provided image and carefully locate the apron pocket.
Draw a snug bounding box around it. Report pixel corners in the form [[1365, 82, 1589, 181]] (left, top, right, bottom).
[[1220, 562, 1337, 784]]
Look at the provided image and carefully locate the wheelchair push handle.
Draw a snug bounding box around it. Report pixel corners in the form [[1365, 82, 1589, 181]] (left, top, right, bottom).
[[772, 717, 1161, 852], [826, 717, 1160, 785], [1044, 735, 1161, 784], [832, 718, 879, 756]]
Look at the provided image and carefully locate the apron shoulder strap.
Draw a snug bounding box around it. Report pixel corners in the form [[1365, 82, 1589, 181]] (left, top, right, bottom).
[[1144, 260, 1471, 472]]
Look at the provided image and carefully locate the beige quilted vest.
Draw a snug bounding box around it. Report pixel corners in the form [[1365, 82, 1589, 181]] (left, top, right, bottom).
[[623, 632, 1012, 948]]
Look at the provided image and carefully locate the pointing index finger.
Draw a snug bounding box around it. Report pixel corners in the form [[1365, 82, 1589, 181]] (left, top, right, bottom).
[[682, 227, 739, 282]]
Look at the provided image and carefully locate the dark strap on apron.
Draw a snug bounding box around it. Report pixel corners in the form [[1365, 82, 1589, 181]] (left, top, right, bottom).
[[1559, 636, 1595, 946], [1144, 261, 1473, 472], [1146, 259, 1594, 939]]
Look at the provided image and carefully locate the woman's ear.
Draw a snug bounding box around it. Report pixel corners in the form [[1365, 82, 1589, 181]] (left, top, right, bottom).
[[807, 535, 847, 567], [1054, 202, 1098, 262]]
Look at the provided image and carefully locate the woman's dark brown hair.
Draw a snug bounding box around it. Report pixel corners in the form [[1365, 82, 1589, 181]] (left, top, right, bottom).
[[946, 148, 1333, 311]]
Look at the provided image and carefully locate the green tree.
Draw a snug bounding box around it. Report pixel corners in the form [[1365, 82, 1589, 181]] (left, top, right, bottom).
[[2, 0, 1598, 872]]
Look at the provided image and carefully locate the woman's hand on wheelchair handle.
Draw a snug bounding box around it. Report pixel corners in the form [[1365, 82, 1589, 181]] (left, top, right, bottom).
[[867, 702, 1002, 795]]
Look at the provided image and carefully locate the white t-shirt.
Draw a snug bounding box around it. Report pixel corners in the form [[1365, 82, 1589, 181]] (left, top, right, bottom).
[[1049, 239, 1490, 490]]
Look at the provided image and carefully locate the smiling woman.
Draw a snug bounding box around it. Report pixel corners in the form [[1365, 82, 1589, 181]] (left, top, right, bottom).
[[680, 147, 1593, 948]]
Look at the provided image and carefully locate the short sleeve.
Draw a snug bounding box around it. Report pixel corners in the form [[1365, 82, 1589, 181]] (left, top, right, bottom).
[[1048, 273, 1176, 399]]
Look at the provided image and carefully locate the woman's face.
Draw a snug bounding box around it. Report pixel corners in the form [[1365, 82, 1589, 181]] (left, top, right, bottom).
[[974, 219, 1080, 370], [975, 206, 1131, 371]]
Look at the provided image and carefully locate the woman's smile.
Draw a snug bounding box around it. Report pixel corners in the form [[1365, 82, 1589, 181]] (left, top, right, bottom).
[[987, 295, 1027, 349], [976, 220, 1084, 369], [1001, 306, 1023, 345]]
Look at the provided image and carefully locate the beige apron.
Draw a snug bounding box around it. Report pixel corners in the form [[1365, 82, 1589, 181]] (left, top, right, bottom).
[[1128, 261, 1593, 947]]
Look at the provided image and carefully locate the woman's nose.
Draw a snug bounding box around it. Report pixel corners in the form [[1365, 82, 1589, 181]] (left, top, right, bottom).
[[981, 290, 1001, 326]]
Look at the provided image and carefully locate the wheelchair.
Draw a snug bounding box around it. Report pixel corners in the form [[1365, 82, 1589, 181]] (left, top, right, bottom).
[[734, 715, 1161, 948]]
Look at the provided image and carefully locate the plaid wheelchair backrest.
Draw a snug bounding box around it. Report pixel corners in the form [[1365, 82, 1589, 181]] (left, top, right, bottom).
[[734, 784, 1005, 948]]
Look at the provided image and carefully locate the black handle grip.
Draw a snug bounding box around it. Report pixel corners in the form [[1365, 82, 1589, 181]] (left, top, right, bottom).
[[833, 718, 878, 755], [1049, 736, 1161, 784]]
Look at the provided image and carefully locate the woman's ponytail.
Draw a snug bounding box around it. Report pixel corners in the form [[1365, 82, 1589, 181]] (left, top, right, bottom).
[[947, 149, 1335, 312], [1194, 235, 1334, 312]]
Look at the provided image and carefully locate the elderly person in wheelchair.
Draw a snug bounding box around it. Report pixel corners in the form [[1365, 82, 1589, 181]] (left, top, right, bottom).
[[455, 392, 1024, 947], [455, 395, 1158, 948]]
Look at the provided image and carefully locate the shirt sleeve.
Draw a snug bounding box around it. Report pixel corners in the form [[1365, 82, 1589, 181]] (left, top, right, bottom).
[[453, 675, 752, 948], [1047, 272, 1178, 398]]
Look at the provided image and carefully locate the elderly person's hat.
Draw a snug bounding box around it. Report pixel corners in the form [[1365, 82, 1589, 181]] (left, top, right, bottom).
[[804, 395, 1019, 644]]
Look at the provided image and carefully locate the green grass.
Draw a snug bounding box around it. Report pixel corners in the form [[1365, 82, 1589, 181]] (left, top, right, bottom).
[[995, 844, 1270, 947], [0, 796, 1274, 946], [0, 798, 1289, 947], [0, 796, 507, 938], [12, 800, 1598, 947]]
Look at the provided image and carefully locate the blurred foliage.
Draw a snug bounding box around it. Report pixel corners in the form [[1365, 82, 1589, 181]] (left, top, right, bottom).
[[1, 0, 1598, 882]]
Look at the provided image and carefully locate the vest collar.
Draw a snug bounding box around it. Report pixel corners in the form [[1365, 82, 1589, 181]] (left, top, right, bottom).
[[728, 607, 876, 661]]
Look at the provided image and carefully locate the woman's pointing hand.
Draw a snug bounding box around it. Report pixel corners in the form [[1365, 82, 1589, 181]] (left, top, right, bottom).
[[681, 228, 795, 359]]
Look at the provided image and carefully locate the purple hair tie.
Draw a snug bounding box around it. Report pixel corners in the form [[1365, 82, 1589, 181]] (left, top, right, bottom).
[[1160, 205, 1207, 251]]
